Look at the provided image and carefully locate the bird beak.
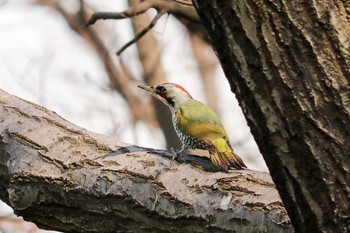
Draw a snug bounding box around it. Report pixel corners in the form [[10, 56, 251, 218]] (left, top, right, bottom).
[[137, 85, 156, 94]]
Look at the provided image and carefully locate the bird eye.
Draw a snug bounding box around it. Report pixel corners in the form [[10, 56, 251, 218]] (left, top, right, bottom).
[[156, 85, 166, 94]]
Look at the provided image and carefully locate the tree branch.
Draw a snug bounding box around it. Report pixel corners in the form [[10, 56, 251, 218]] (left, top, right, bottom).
[[192, 0, 350, 232], [116, 10, 167, 56], [35, 0, 160, 129], [0, 89, 292, 232], [85, 0, 200, 55], [85, 0, 198, 27]]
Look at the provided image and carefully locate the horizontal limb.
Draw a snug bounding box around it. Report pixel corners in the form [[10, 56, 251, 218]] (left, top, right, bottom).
[[0, 89, 292, 232]]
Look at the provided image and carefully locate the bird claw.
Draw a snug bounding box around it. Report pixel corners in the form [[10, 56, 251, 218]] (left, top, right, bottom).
[[170, 147, 183, 160], [170, 147, 176, 160]]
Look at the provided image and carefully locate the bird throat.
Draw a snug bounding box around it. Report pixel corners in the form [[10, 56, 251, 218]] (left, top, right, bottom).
[[158, 93, 175, 108], [166, 98, 175, 107]]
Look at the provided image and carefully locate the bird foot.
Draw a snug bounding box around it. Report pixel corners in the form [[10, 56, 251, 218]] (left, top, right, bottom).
[[170, 147, 183, 160]]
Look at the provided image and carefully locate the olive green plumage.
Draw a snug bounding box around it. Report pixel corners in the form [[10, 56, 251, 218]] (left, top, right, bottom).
[[174, 99, 246, 171], [138, 83, 246, 171]]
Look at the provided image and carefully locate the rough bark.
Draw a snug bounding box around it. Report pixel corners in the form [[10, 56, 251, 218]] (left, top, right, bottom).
[[0, 89, 292, 232], [192, 1, 350, 233]]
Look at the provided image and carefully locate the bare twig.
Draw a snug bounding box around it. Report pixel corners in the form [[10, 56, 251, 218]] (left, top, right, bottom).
[[116, 10, 167, 55], [34, 0, 159, 128], [85, 0, 198, 27], [84, 1, 153, 27], [85, 0, 200, 55]]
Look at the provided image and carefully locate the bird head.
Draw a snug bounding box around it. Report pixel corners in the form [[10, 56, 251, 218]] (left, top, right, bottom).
[[138, 83, 192, 111]]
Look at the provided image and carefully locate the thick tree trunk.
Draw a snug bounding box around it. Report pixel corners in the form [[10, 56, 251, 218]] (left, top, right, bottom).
[[192, 1, 350, 232], [0, 89, 292, 232]]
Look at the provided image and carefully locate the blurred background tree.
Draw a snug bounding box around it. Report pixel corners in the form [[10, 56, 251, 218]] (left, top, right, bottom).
[[0, 0, 266, 231]]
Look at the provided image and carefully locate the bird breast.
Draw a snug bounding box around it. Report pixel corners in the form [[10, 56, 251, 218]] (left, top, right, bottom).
[[172, 112, 206, 150]]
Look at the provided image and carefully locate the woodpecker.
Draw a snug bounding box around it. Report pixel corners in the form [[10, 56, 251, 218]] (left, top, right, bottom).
[[138, 83, 246, 171]]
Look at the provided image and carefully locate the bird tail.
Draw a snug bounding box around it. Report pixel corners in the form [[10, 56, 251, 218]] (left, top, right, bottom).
[[209, 138, 247, 171]]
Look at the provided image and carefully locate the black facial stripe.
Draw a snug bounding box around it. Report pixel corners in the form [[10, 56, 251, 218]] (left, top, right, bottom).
[[156, 85, 166, 94], [166, 98, 175, 107]]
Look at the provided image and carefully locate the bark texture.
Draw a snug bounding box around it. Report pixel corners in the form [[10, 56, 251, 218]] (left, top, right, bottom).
[[192, 1, 350, 233], [0, 89, 292, 232]]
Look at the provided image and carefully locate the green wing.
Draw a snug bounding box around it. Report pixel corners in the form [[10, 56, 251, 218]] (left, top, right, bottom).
[[175, 99, 229, 142]]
